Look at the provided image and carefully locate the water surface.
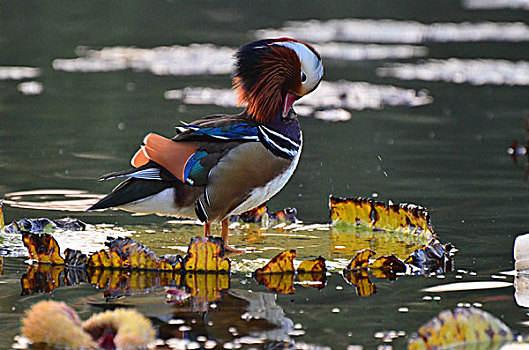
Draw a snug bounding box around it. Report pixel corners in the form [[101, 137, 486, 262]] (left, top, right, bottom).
[[1, 1, 529, 348]]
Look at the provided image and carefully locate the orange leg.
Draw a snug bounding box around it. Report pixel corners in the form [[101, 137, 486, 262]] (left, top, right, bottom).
[[222, 218, 245, 253], [204, 222, 211, 237], [221, 218, 229, 245]]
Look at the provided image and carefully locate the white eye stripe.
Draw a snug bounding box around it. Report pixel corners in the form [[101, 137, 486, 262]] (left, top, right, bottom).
[[269, 41, 323, 93]]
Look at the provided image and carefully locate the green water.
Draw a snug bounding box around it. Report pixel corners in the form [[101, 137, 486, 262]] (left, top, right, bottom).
[[1, 1, 529, 348]]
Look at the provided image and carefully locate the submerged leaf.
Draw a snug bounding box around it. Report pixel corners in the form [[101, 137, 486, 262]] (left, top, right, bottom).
[[345, 249, 375, 270], [407, 307, 515, 349], [182, 236, 230, 272], [329, 196, 434, 238], [254, 250, 296, 274]]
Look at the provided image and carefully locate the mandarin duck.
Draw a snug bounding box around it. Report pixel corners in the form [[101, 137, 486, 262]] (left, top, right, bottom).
[[88, 38, 324, 251]]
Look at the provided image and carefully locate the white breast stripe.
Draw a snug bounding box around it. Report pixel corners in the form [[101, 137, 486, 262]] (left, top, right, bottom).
[[260, 125, 300, 148], [258, 126, 298, 158]]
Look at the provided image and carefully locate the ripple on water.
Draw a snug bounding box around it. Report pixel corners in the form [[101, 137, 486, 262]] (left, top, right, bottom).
[[165, 80, 433, 122], [256, 19, 529, 43], [377, 59, 529, 86]]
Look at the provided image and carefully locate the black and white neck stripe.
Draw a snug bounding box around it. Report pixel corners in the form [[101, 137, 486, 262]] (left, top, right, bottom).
[[258, 125, 301, 159]]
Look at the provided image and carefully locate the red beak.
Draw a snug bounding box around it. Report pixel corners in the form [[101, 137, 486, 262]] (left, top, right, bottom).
[[283, 92, 299, 117]]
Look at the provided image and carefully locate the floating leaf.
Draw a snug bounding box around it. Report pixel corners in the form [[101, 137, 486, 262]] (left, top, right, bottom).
[[345, 249, 375, 270], [182, 236, 230, 272], [369, 254, 406, 273], [87, 249, 112, 268], [329, 196, 434, 238], [231, 203, 268, 223], [405, 239, 455, 272], [2, 217, 86, 234], [0, 200, 4, 229], [230, 204, 298, 224], [184, 273, 230, 303], [254, 250, 296, 274], [105, 237, 181, 270], [64, 248, 88, 267], [297, 256, 327, 273], [22, 232, 65, 265], [342, 269, 376, 296], [255, 272, 295, 294], [269, 207, 298, 223], [407, 307, 515, 349]]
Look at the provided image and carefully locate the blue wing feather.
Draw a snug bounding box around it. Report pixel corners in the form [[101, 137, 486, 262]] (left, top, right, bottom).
[[177, 122, 259, 141]]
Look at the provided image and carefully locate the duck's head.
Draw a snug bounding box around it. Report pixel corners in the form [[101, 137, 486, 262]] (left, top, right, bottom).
[[233, 38, 324, 123]]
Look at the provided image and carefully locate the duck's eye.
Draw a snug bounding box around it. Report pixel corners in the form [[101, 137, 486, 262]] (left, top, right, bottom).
[[301, 71, 307, 83]]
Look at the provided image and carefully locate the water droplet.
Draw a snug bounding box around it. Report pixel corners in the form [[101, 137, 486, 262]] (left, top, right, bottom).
[[168, 319, 185, 325]]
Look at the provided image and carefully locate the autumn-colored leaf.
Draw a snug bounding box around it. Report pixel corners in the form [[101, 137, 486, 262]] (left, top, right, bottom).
[[342, 269, 376, 296], [346, 249, 375, 270], [182, 236, 230, 272], [369, 254, 406, 273], [297, 256, 327, 273], [405, 239, 455, 273], [269, 207, 298, 223], [0, 200, 4, 229], [407, 307, 515, 349], [254, 250, 296, 274], [255, 272, 295, 294], [329, 196, 434, 238], [86, 237, 182, 271], [87, 249, 112, 268], [64, 248, 87, 267], [22, 232, 65, 265], [232, 203, 268, 223]]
